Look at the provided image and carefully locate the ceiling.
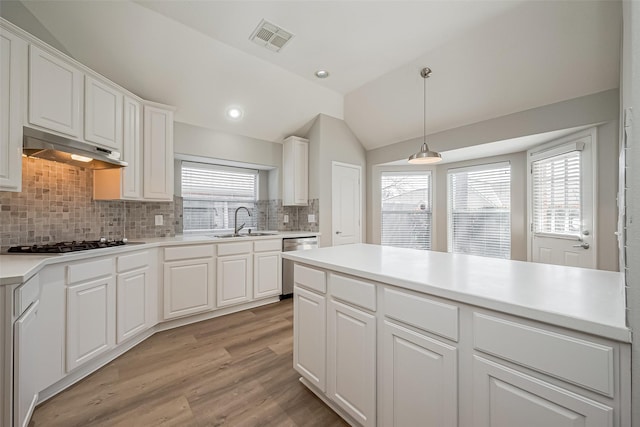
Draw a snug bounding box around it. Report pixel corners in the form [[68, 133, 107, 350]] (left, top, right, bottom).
[[15, 1, 621, 151]]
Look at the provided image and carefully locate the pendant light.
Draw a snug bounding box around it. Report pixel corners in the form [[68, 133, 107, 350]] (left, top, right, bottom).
[[408, 67, 442, 164]]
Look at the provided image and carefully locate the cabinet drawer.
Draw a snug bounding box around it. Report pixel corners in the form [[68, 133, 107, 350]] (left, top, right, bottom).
[[473, 313, 615, 396], [253, 239, 282, 253], [329, 273, 376, 312], [294, 264, 326, 294], [384, 288, 458, 341], [217, 241, 252, 256], [14, 274, 41, 316], [164, 244, 214, 261], [117, 251, 149, 273], [67, 258, 113, 284]]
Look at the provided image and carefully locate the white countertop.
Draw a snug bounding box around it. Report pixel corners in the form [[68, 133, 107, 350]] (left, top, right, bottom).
[[282, 244, 629, 342], [0, 231, 319, 287]]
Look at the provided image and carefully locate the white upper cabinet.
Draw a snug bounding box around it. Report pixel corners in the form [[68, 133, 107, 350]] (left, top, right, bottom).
[[143, 103, 174, 201], [28, 44, 82, 137], [283, 136, 309, 206], [0, 24, 27, 192], [93, 95, 143, 200], [84, 75, 123, 151], [121, 96, 142, 199]]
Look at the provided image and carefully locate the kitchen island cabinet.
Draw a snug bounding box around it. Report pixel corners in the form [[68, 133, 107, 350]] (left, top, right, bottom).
[[284, 244, 630, 427]]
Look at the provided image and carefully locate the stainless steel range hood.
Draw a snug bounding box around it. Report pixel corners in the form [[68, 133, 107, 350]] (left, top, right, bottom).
[[23, 127, 127, 169]]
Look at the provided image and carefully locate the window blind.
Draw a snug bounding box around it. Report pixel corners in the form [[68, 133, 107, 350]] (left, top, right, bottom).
[[381, 172, 432, 250], [448, 163, 511, 259], [181, 163, 257, 233], [532, 151, 581, 237]]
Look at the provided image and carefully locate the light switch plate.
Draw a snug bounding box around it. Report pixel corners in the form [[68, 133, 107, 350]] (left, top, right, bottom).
[[308, 214, 316, 223], [155, 214, 163, 226], [284, 214, 289, 223]]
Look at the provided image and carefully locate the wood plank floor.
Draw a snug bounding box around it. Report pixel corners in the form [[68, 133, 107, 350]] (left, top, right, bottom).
[[31, 299, 347, 427]]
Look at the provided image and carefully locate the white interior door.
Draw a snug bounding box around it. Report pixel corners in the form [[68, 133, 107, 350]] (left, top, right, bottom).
[[332, 162, 362, 246], [528, 129, 596, 269]]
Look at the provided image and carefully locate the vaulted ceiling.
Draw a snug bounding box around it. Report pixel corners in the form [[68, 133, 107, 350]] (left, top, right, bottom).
[[14, 0, 621, 150]]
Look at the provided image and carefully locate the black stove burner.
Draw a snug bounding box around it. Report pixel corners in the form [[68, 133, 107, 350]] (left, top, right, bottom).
[[8, 239, 127, 254]]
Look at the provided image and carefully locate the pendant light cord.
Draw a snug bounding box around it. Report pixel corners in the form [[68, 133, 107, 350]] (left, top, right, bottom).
[[423, 71, 427, 146]]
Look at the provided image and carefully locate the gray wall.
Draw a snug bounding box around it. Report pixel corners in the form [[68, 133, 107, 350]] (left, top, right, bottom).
[[0, 1, 71, 56], [173, 122, 283, 199], [306, 114, 367, 248], [366, 90, 620, 271], [621, 1, 639, 424]]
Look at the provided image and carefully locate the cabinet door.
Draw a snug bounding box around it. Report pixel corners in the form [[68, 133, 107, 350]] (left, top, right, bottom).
[[472, 356, 613, 427], [13, 300, 40, 427], [293, 286, 326, 392], [163, 259, 214, 319], [0, 27, 27, 192], [283, 137, 309, 206], [84, 76, 123, 151], [143, 104, 173, 200], [66, 276, 116, 372], [116, 267, 150, 343], [29, 45, 82, 137], [217, 254, 252, 308], [253, 251, 281, 299], [327, 299, 376, 427], [122, 96, 142, 199], [292, 139, 308, 204], [382, 320, 457, 427]]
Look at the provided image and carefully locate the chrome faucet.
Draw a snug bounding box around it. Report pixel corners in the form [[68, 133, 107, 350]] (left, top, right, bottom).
[[234, 206, 251, 235]]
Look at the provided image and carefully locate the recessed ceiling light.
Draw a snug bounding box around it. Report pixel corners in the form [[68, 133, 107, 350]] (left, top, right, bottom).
[[226, 106, 244, 121], [315, 70, 330, 79]]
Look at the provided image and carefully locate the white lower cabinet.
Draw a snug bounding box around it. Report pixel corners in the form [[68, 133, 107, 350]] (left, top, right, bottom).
[[163, 245, 215, 320], [216, 242, 253, 308], [116, 251, 153, 343], [293, 285, 326, 392], [381, 320, 458, 427], [217, 254, 252, 307], [164, 259, 215, 319], [13, 299, 40, 427], [327, 298, 376, 427], [66, 275, 116, 372], [472, 356, 613, 427], [253, 251, 281, 298]]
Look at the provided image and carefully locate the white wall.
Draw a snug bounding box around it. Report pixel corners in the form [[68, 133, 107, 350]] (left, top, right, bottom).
[[306, 114, 367, 248], [621, 1, 639, 423], [366, 91, 620, 271]]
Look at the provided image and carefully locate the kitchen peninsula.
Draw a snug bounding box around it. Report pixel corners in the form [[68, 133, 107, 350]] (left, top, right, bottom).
[[284, 243, 630, 427]]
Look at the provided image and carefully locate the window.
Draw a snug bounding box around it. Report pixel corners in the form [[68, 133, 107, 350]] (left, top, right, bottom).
[[531, 151, 581, 237], [448, 163, 511, 259], [381, 171, 432, 250], [181, 162, 257, 233]]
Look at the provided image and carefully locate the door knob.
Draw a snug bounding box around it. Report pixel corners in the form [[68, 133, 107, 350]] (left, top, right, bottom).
[[335, 231, 342, 235], [572, 242, 590, 249]]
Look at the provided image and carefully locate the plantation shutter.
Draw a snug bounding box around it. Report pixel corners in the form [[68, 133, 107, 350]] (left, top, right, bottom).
[[448, 162, 511, 259], [531, 150, 582, 237], [181, 162, 257, 232], [381, 172, 432, 250]]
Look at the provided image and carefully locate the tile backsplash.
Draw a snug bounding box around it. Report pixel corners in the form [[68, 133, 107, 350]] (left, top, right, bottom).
[[0, 157, 177, 249], [0, 157, 319, 250]]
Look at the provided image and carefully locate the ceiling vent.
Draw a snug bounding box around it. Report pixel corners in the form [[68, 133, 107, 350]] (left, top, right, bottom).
[[249, 19, 294, 52]]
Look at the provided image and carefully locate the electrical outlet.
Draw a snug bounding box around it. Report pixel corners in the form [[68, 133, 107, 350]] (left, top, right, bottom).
[[308, 214, 316, 223], [155, 214, 163, 226], [283, 214, 289, 224]]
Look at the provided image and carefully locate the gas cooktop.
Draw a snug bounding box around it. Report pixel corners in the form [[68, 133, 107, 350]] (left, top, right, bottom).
[[7, 239, 130, 254]]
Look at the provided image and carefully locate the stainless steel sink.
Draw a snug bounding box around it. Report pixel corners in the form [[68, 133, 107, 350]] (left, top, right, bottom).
[[209, 232, 277, 238]]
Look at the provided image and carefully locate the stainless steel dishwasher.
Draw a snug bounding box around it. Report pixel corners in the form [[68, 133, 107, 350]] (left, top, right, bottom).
[[282, 236, 318, 298]]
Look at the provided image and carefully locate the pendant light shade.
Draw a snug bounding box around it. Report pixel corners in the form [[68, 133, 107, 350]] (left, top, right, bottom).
[[408, 67, 442, 164], [408, 142, 442, 164]]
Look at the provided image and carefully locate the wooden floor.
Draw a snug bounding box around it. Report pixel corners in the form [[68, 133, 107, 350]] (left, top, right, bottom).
[[31, 299, 347, 427]]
